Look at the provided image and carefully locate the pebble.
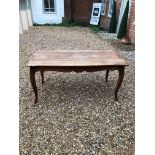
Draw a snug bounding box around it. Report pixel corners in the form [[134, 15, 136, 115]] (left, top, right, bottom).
[[20, 26, 135, 155]]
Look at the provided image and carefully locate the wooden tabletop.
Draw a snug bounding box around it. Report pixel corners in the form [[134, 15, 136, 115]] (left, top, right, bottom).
[[27, 50, 128, 67]]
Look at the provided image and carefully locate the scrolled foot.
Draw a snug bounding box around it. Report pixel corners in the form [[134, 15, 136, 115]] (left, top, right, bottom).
[[30, 67, 38, 105], [114, 96, 119, 101], [34, 97, 38, 104], [114, 67, 124, 101]]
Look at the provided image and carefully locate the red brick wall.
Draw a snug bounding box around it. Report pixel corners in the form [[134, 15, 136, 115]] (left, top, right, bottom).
[[99, 0, 122, 30], [64, 0, 70, 20], [64, 0, 94, 23], [99, 0, 110, 30], [127, 0, 135, 44], [64, 0, 105, 23], [73, 0, 94, 23], [64, 0, 122, 31]]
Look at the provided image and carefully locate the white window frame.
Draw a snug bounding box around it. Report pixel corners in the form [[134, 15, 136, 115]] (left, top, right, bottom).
[[43, 0, 56, 14], [108, 0, 114, 17], [101, 0, 106, 16]]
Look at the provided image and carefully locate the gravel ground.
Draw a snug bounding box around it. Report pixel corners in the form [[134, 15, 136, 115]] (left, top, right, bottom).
[[19, 26, 135, 155]]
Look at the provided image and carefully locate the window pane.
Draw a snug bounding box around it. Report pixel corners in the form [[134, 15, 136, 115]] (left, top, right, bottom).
[[50, 0, 54, 8], [44, 0, 49, 8], [44, 8, 50, 12], [44, 0, 55, 12], [50, 8, 55, 12]]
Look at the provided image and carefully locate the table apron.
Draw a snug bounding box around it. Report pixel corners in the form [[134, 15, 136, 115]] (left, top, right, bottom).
[[30, 66, 125, 72]]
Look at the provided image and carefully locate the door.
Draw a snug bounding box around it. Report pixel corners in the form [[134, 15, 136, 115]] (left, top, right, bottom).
[[116, 0, 131, 33]]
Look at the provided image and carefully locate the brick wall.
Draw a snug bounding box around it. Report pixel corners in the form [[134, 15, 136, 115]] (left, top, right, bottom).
[[64, 0, 102, 23], [100, 0, 121, 30], [64, 0, 122, 32], [73, 0, 93, 23], [64, 0, 70, 21], [99, 0, 110, 30], [64, 0, 94, 23], [127, 0, 135, 44]]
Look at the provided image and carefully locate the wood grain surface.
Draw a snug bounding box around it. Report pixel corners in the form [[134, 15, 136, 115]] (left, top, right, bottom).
[[27, 50, 128, 67]]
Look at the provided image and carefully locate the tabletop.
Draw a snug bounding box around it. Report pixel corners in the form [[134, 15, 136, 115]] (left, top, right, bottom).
[[27, 50, 128, 67]]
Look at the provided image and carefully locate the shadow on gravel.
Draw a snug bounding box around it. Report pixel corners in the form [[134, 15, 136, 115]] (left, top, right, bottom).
[[38, 72, 116, 106], [106, 39, 135, 52]]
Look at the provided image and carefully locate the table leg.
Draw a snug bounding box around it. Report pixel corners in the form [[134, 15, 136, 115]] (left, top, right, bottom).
[[105, 70, 109, 82], [40, 71, 44, 84], [114, 67, 124, 101], [30, 67, 38, 104]]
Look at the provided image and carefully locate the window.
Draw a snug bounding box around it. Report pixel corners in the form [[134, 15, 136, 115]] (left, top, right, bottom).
[[43, 0, 55, 13], [101, 0, 106, 15], [108, 0, 114, 17]]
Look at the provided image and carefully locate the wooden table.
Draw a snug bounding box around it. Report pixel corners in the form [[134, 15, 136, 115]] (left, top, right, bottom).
[[27, 50, 128, 104]]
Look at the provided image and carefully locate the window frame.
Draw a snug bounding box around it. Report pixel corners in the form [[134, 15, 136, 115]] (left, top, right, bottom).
[[101, 0, 106, 16], [42, 0, 56, 14], [108, 0, 114, 17]]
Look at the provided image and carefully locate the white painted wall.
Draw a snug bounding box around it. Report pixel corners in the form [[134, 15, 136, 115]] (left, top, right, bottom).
[[20, 10, 29, 30], [27, 9, 33, 26], [30, 0, 64, 24], [19, 14, 23, 34]]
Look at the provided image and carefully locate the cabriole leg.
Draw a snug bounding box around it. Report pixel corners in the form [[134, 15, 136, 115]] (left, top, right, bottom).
[[105, 70, 109, 82], [114, 67, 124, 101], [30, 67, 38, 104], [40, 71, 44, 84]]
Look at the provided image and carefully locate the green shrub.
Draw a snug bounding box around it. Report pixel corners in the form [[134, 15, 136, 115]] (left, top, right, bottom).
[[33, 21, 101, 34], [53, 21, 77, 27], [89, 25, 101, 33], [33, 21, 76, 27]]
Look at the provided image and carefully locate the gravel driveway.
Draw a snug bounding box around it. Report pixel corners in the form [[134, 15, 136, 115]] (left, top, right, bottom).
[[19, 26, 135, 155]]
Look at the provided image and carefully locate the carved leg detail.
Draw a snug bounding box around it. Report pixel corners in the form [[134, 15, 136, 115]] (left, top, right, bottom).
[[30, 67, 38, 104], [105, 70, 109, 82], [40, 71, 44, 84], [114, 67, 124, 101]]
